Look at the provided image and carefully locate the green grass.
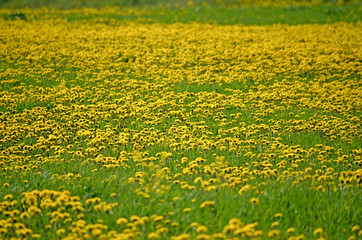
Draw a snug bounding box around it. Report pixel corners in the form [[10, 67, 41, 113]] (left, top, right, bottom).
[[1, 0, 361, 8], [2, 2, 362, 25], [2, 159, 361, 239]]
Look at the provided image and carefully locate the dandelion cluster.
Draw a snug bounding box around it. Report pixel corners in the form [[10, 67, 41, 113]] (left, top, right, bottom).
[[0, 8, 361, 240]]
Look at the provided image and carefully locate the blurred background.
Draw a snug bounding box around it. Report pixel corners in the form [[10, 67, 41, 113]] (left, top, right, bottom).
[[0, 0, 360, 9]]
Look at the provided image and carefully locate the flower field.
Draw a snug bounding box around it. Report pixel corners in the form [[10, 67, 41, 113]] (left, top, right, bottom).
[[0, 4, 361, 240]]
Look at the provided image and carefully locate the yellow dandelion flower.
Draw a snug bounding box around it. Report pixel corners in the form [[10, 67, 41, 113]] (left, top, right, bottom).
[[191, 222, 199, 228], [212, 232, 225, 239], [153, 216, 164, 222], [313, 228, 324, 235], [200, 201, 215, 208], [28, 206, 42, 215], [148, 232, 160, 239], [116, 217, 128, 225], [196, 234, 210, 240], [196, 225, 208, 233], [295, 234, 305, 240], [171, 233, 190, 240], [254, 230, 264, 236], [183, 208, 192, 213], [91, 229, 102, 237], [4, 194, 13, 200], [56, 228, 66, 236], [352, 225, 360, 232], [268, 229, 280, 238], [269, 220, 278, 228], [250, 198, 259, 204], [130, 215, 140, 222], [20, 212, 30, 219]]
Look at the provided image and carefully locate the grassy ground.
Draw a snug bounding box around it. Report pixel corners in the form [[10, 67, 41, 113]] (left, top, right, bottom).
[[1, 0, 360, 8], [1, 2, 362, 25], [0, 1, 361, 240]]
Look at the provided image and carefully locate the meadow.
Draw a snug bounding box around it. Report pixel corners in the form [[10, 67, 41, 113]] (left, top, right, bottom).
[[0, 1, 361, 240]]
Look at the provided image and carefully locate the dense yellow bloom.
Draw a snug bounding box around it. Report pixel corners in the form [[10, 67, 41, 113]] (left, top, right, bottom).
[[0, 6, 360, 240]]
